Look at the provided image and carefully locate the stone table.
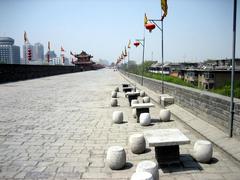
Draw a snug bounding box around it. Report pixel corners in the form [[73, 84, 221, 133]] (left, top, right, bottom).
[[123, 86, 134, 93], [125, 92, 140, 106], [132, 103, 155, 122], [144, 128, 190, 164]]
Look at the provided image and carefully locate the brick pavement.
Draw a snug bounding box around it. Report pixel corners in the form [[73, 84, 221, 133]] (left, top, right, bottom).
[[0, 69, 240, 180]]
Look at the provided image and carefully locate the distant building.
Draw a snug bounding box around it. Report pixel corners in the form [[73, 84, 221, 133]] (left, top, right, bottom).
[[181, 69, 240, 89], [22, 43, 33, 64], [44, 50, 57, 63], [33, 43, 44, 62], [0, 37, 20, 64]]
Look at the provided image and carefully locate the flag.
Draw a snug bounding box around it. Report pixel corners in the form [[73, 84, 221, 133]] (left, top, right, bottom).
[[61, 46, 65, 52], [47, 41, 50, 63], [24, 31, 28, 43], [70, 51, 74, 56], [161, 0, 168, 21], [48, 41, 50, 51], [128, 40, 131, 49], [144, 13, 148, 26], [124, 46, 127, 57]]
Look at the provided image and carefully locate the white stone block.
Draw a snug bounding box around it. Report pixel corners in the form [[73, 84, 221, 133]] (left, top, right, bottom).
[[140, 113, 151, 126], [106, 146, 126, 170], [131, 172, 153, 180], [140, 90, 145, 97], [111, 98, 118, 107], [129, 134, 146, 154], [193, 140, 213, 163], [131, 99, 139, 106], [111, 91, 117, 98], [143, 96, 150, 103], [159, 109, 171, 121], [136, 160, 159, 180], [112, 111, 123, 124], [114, 87, 119, 92], [132, 109, 137, 118]]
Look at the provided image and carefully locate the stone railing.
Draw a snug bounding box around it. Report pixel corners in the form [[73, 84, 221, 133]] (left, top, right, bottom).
[[121, 71, 240, 137]]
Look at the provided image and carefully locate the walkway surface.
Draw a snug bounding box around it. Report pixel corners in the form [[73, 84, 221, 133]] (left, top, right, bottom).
[[0, 69, 240, 180]]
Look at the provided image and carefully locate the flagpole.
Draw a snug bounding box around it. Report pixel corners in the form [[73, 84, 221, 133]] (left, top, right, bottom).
[[161, 5, 164, 94], [229, 0, 237, 138], [141, 29, 146, 86]]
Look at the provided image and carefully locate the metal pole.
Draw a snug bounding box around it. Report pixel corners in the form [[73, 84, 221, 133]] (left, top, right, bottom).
[[161, 18, 164, 94], [128, 50, 130, 76], [141, 31, 146, 86], [229, 0, 237, 138]]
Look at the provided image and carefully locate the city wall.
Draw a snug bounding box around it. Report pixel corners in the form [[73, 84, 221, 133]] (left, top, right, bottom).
[[121, 71, 240, 137], [0, 64, 95, 83]]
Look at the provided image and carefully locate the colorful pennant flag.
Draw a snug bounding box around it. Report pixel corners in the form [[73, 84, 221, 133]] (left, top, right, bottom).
[[128, 40, 131, 49], [24, 31, 28, 43], [161, 0, 168, 21], [144, 13, 148, 26], [124, 46, 127, 57]]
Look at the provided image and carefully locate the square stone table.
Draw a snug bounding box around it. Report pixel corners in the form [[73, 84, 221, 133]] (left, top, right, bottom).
[[132, 103, 155, 122], [122, 83, 130, 88], [122, 86, 134, 93], [125, 92, 140, 106], [144, 128, 190, 164]]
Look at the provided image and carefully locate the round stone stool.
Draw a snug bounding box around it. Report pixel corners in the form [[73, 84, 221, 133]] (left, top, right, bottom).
[[143, 96, 150, 103], [140, 91, 145, 97], [136, 160, 159, 180], [112, 111, 123, 124], [111, 98, 118, 107], [132, 109, 137, 118], [106, 146, 126, 170], [131, 172, 153, 180], [159, 109, 171, 121], [129, 134, 146, 154], [131, 99, 139, 106], [114, 87, 119, 92], [111, 91, 117, 98], [193, 140, 213, 163], [139, 113, 151, 126]]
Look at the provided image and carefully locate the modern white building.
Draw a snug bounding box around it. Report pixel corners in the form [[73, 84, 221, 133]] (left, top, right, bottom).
[[33, 42, 44, 62], [0, 37, 20, 64]]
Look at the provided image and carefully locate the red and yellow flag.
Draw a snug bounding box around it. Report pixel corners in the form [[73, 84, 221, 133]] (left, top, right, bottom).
[[48, 41, 50, 51], [127, 40, 131, 49], [144, 13, 148, 26], [161, 0, 168, 20], [24, 31, 28, 43]]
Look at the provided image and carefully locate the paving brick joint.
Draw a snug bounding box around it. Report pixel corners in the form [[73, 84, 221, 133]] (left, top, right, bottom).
[[0, 69, 240, 179]]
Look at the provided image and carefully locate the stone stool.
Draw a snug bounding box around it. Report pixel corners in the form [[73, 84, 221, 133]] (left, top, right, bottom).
[[106, 146, 126, 170], [131, 172, 153, 180], [136, 160, 159, 180], [114, 87, 119, 92], [193, 140, 213, 163], [139, 113, 151, 126], [111, 98, 118, 107], [159, 109, 171, 121], [111, 91, 117, 98], [132, 109, 137, 118], [129, 134, 146, 154], [143, 96, 150, 103], [131, 99, 139, 106], [112, 111, 123, 124], [140, 90, 145, 97]]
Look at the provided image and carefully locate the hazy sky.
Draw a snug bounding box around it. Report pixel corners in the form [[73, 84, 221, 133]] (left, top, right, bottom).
[[0, 0, 239, 64]]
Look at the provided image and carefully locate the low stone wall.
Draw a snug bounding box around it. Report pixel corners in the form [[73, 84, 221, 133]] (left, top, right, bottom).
[[0, 64, 97, 83], [122, 71, 240, 137]]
